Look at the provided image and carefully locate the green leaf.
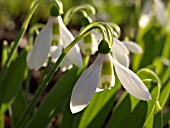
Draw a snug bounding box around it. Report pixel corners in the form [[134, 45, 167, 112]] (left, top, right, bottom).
[[163, 111, 170, 127], [61, 99, 82, 128], [106, 68, 161, 128], [132, 26, 167, 71], [78, 76, 120, 128], [0, 50, 27, 114], [162, 32, 170, 59], [25, 67, 84, 128], [153, 101, 163, 128], [10, 90, 27, 126]]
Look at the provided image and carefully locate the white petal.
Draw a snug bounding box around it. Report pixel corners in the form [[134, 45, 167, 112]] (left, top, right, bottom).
[[112, 39, 130, 67], [123, 41, 143, 54], [110, 55, 152, 101], [26, 18, 53, 70], [113, 38, 129, 54], [50, 45, 62, 63], [60, 56, 73, 72], [112, 52, 130, 68], [70, 54, 104, 114], [57, 16, 83, 68]]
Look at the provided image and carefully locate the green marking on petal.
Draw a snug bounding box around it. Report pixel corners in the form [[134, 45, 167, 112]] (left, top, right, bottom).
[[83, 34, 92, 44], [85, 48, 92, 55], [101, 81, 111, 89], [53, 22, 60, 35], [101, 61, 113, 75], [52, 39, 59, 46]]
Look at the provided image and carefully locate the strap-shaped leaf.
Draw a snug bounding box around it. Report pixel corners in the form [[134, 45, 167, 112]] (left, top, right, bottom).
[[25, 67, 83, 128], [0, 50, 26, 114]]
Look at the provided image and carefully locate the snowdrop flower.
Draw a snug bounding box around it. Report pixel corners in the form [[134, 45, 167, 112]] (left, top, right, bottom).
[[138, 0, 153, 28], [27, 16, 82, 71], [70, 40, 151, 114], [154, 0, 168, 26], [139, 0, 168, 28], [79, 33, 98, 55]]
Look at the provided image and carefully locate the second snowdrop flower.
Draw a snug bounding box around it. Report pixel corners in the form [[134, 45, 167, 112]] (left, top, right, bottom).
[[70, 39, 151, 114], [27, 5, 82, 71]]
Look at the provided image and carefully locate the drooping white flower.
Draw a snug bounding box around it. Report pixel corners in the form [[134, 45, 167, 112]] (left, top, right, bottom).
[[138, 0, 168, 28], [138, 0, 153, 28], [154, 0, 168, 26], [27, 16, 82, 71], [79, 33, 98, 55], [70, 53, 151, 114]]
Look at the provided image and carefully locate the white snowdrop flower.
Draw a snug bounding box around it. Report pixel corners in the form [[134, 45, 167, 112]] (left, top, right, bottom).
[[70, 40, 151, 114], [79, 33, 98, 55], [138, 0, 153, 28], [139, 0, 168, 28], [26, 16, 82, 71], [154, 0, 168, 26]]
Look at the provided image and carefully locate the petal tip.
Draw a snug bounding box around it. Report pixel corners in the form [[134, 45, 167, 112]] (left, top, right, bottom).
[[70, 102, 85, 114]]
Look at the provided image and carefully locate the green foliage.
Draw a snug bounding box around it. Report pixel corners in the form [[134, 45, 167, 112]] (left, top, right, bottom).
[[0, 50, 27, 114], [25, 67, 84, 128]]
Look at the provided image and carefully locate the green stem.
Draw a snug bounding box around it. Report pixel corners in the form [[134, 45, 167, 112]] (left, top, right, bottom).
[[25, 70, 31, 102], [63, 4, 95, 25]]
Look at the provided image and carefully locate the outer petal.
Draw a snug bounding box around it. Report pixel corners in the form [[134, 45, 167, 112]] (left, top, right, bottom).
[[154, 0, 168, 25], [70, 54, 104, 114], [110, 55, 152, 101], [113, 38, 129, 54], [26, 18, 53, 70], [123, 41, 143, 54], [112, 38, 130, 67], [57, 16, 83, 68]]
